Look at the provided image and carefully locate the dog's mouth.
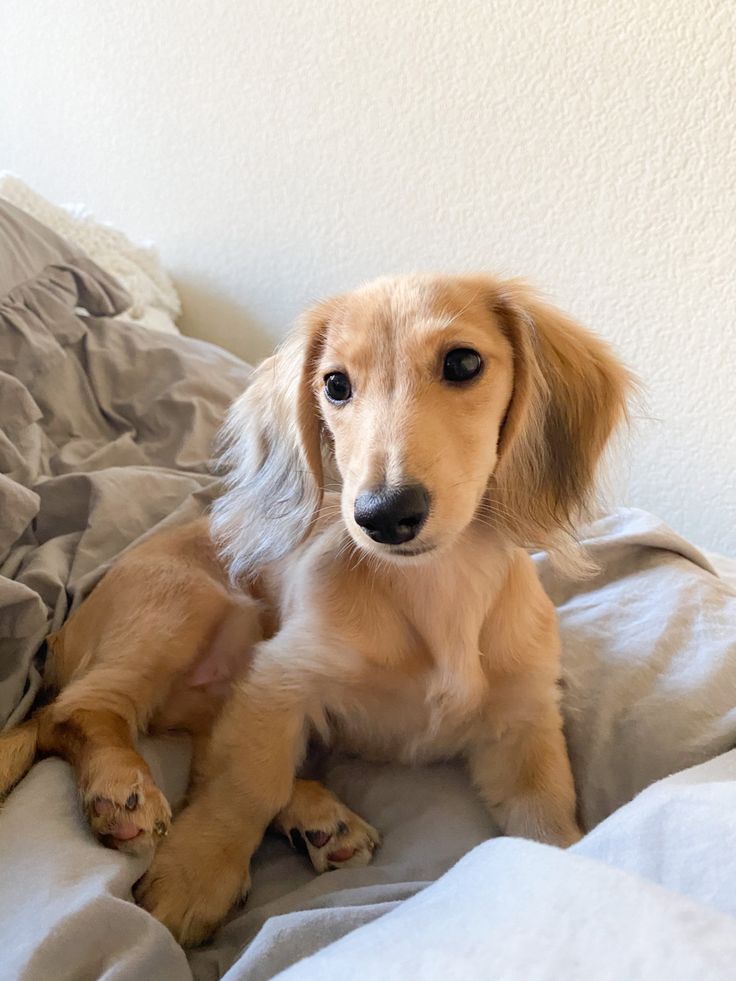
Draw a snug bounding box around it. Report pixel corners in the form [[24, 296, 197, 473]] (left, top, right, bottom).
[[356, 539, 439, 562], [345, 523, 439, 561], [388, 543, 437, 558]]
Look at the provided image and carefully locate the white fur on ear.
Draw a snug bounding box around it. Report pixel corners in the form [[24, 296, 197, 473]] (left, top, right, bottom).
[[210, 324, 326, 582]]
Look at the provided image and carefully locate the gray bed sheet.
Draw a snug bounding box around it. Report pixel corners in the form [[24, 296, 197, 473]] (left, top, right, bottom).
[[2, 199, 736, 979]]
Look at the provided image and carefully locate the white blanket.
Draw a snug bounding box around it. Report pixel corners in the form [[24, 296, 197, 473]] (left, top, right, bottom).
[[282, 751, 736, 980], [1, 507, 735, 980]]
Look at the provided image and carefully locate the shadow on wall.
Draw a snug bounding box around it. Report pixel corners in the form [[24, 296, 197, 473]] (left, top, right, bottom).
[[175, 276, 274, 365]]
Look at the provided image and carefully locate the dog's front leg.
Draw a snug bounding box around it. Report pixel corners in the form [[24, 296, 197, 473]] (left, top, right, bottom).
[[467, 703, 581, 848], [467, 553, 582, 848], [136, 645, 308, 946]]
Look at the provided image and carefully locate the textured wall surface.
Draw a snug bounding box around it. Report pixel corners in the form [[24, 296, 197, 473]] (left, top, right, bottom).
[[2, 0, 735, 552]]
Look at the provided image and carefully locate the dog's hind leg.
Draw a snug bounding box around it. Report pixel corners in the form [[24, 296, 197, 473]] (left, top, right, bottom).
[[0, 719, 40, 801], [31, 576, 258, 854]]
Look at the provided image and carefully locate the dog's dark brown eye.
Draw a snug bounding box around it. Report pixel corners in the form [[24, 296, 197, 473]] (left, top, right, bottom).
[[443, 348, 483, 383], [324, 371, 352, 403]]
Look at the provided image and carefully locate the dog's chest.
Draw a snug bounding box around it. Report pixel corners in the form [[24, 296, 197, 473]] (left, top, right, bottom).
[[328, 667, 481, 764], [297, 527, 510, 763], [325, 616, 491, 765]]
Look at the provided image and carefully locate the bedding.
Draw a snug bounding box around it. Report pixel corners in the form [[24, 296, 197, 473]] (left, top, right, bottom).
[[1, 197, 736, 979], [0, 173, 181, 335]]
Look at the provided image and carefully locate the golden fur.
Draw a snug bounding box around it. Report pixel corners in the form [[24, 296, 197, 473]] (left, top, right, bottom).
[[0, 274, 632, 945]]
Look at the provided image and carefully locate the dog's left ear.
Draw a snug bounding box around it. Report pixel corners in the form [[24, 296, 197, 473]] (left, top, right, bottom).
[[486, 278, 634, 556], [211, 299, 336, 581]]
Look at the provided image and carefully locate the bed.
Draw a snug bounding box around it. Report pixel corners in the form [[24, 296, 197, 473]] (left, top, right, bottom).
[[1, 197, 735, 980]]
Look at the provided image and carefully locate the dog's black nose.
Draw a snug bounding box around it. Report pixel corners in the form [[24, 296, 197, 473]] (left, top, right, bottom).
[[353, 484, 430, 545]]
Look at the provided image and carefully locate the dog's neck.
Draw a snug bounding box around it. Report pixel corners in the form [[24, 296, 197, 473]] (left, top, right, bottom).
[[381, 517, 514, 721], [368, 514, 511, 589]]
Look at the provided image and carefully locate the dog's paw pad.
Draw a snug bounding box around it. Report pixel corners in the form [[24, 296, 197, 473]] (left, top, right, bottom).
[[326, 845, 358, 863], [297, 809, 379, 873], [305, 829, 332, 848], [85, 774, 171, 854]]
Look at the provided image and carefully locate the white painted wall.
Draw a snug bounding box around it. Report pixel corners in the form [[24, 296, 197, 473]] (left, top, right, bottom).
[[2, 0, 735, 552]]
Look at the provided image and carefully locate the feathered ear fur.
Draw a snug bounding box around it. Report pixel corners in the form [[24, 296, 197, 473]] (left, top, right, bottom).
[[210, 302, 334, 581], [486, 279, 634, 563]]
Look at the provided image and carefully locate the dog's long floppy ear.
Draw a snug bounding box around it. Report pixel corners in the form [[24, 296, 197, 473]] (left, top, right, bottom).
[[487, 279, 634, 560], [210, 300, 335, 581]]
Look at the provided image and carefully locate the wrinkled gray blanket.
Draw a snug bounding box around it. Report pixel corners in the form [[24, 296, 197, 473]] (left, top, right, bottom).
[[0, 198, 250, 728], [2, 200, 736, 980]]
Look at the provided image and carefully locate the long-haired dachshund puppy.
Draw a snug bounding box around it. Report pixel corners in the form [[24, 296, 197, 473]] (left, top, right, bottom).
[[0, 274, 632, 945]]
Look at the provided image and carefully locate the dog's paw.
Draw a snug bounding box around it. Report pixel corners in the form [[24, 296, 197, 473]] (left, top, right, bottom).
[[83, 766, 171, 856], [276, 785, 380, 873], [301, 813, 380, 872], [134, 835, 249, 946]]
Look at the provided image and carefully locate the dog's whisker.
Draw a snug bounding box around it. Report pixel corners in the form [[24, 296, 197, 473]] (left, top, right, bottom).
[[478, 499, 521, 522], [446, 476, 477, 491]]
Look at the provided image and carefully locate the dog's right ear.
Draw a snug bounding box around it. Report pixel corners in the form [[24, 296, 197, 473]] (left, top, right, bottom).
[[211, 300, 336, 581]]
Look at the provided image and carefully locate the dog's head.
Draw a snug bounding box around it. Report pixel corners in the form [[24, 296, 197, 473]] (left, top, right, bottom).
[[213, 274, 633, 578]]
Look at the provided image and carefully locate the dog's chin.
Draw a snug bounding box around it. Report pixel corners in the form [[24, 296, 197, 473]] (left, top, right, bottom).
[[345, 528, 442, 565]]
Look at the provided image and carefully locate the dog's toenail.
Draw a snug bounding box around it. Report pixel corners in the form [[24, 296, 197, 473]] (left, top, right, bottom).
[[306, 829, 332, 848], [125, 792, 138, 810], [154, 820, 168, 836], [337, 821, 349, 835]]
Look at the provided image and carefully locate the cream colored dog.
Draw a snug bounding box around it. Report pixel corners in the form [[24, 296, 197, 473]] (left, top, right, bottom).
[[0, 274, 632, 946]]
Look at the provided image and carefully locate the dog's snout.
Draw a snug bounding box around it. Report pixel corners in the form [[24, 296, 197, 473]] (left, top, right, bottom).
[[353, 484, 430, 545]]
